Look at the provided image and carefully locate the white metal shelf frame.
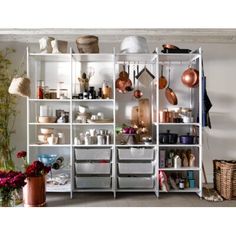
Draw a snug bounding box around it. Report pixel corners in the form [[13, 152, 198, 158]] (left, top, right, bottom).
[[157, 48, 202, 197], [27, 47, 203, 199]]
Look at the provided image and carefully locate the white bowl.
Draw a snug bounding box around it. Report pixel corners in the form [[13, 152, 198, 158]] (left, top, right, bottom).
[[40, 128, 54, 135], [120, 36, 149, 54], [38, 116, 57, 123]]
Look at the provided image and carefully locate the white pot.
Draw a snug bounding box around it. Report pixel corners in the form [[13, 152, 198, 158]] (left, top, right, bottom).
[[120, 36, 149, 54]]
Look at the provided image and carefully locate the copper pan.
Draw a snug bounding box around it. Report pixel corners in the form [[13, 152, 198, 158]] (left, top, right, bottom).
[[115, 65, 132, 93], [181, 67, 199, 88], [165, 67, 178, 105], [159, 65, 167, 89]]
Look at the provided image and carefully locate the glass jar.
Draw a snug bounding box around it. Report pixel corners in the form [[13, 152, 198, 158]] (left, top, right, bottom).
[[43, 86, 50, 99], [49, 89, 57, 99]]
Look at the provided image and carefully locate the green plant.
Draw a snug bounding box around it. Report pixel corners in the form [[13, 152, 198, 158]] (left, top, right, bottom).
[[0, 48, 17, 170]]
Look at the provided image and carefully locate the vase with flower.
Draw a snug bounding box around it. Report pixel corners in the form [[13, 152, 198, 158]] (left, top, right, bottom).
[[16, 151, 51, 207], [0, 170, 26, 207]]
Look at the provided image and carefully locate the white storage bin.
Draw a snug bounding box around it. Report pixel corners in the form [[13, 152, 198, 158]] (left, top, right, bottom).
[[75, 162, 111, 174], [75, 177, 111, 189], [118, 177, 154, 189], [118, 163, 154, 174], [75, 148, 111, 160], [118, 148, 154, 160]]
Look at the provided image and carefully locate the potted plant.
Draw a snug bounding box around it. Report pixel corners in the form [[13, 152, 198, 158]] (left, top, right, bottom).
[[16, 151, 51, 207], [0, 48, 17, 170]]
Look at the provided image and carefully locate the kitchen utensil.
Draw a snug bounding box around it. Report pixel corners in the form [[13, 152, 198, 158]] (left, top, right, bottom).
[[162, 44, 179, 50], [133, 65, 143, 99], [78, 105, 88, 114], [138, 98, 151, 131], [181, 66, 199, 88], [120, 36, 149, 54], [179, 133, 194, 144], [159, 109, 169, 123], [115, 65, 132, 93], [76, 35, 99, 53], [37, 154, 57, 166], [40, 128, 54, 135], [125, 64, 133, 91], [165, 67, 178, 105], [51, 40, 68, 53], [159, 130, 178, 144], [136, 65, 155, 87], [161, 44, 191, 54], [39, 36, 55, 53], [38, 116, 57, 123], [38, 134, 50, 144], [47, 134, 58, 145], [131, 106, 139, 126], [159, 65, 167, 89]]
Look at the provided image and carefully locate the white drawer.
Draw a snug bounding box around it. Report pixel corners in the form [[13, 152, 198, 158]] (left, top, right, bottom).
[[75, 177, 111, 189], [75, 162, 111, 174], [118, 163, 154, 174], [118, 148, 154, 160], [118, 177, 154, 189], [75, 148, 111, 160]]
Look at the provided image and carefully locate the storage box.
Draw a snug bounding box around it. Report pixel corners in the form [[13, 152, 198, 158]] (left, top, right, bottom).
[[75, 177, 111, 189], [75, 162, 111, 174], [118, 177, 154, 189], [213, 159, 236, 200], [118, 163, 154, 174], [75, 148, 111, 160], [118, 148, 154, 160]]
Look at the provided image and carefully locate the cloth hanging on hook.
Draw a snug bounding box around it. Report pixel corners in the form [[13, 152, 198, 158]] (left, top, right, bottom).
[[136, 65, 155, 87], [202, 57, 212, 128]]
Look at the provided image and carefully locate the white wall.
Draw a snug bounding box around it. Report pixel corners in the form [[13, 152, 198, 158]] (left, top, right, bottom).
[[1, 40, 235, 182]]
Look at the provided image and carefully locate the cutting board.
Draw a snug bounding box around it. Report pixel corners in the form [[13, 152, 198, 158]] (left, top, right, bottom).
[[138, 98, 151, 129], [131, 106, 139, 126]]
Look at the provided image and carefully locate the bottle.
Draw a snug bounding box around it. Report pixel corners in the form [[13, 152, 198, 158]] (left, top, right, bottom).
[[167, 150, 174, 168], [179, 179, 185, 190], [52, 156, 64, 170], [37, 80, 44, 99], [102, 80, 109, 99], [98, 87, 102, 99], [174, 154, 181, 168]]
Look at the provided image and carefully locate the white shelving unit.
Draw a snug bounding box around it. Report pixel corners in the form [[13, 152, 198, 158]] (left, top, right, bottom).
[[27, 47, 202, 199]]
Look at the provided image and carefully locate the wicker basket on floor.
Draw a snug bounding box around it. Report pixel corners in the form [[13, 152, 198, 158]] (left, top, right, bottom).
[[213, 159, 236, 200]]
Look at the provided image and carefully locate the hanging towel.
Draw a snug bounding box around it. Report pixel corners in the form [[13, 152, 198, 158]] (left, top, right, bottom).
[[202, 58, 212, 128]]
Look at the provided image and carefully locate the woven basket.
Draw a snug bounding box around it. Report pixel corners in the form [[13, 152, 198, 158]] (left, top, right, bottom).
[[76, 35, 99, 53], [213, 160, 236, 200]]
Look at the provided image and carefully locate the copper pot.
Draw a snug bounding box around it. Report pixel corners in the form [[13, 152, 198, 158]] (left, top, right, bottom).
[[115, 68, 132, 93], [159, 110, 169, 123], [23, 175, 46, 207], [181, 67, 199, 88]]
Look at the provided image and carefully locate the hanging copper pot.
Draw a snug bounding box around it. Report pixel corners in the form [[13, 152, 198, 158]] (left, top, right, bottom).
[[181, 67, 199, 88], [115, 65, 132, 93]]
